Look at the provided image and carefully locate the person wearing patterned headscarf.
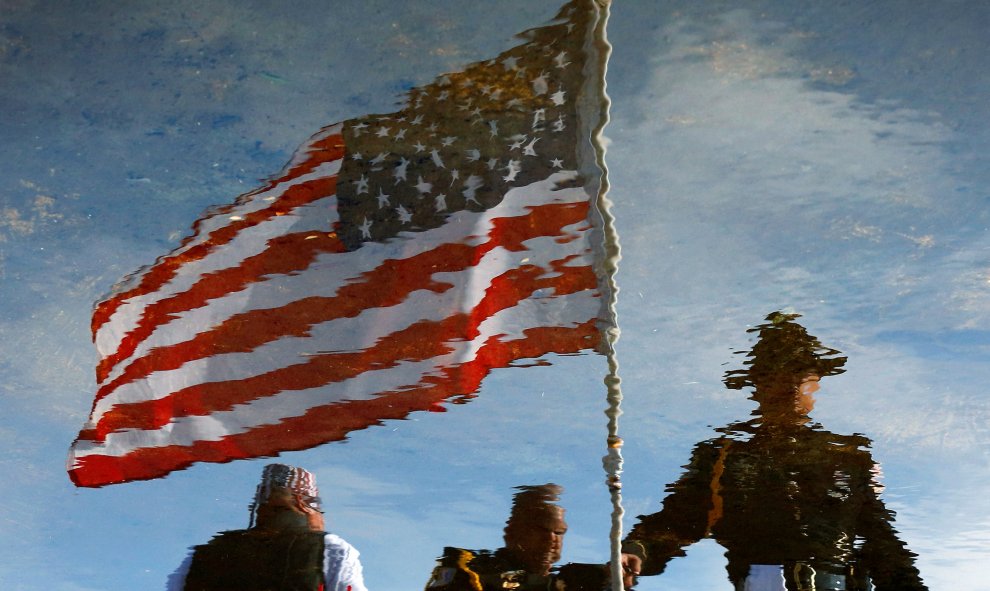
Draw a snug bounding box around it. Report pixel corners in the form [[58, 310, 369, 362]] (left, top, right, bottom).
[[621, 312, 927, 591], [167, 463, 367, 591]]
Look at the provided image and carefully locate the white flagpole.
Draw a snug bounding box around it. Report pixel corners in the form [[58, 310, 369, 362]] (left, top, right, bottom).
[[587, 1, 625, 589]]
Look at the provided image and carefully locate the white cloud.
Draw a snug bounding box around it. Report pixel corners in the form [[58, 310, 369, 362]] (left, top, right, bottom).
[[606, 6, 989, 452], [604, 12, 987, 589]]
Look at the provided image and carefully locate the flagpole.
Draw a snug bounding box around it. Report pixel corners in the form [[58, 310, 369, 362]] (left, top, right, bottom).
[[587, 1, 625, 589]]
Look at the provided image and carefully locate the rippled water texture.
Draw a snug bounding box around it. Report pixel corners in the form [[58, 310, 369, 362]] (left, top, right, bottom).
[[1, 1, 988, 589]]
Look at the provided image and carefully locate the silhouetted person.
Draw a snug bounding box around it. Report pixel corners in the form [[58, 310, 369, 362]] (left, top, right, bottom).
[[425, 484, 610, 590], [168, 463, 367, 591], [622, 312, 926, 590]]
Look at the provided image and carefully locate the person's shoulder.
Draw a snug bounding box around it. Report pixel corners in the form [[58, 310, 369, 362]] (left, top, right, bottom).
[[189, 528, 257, 552], [205, 528, 252, 540], [434, 546, 491, 567], [323, 532, 363, 565], [426, 547, 474, 590], [806, 427, 873, 453], [324, 532, 357, 551], [425, 547, 500, 590], [323, 532, 368, 591]]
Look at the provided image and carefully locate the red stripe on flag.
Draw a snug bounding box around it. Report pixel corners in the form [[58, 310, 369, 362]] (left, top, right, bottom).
[[84, 257, 596, 439], [91, 149, 343, 340], [69, 319, 598, 487], [92, 200, 590, 404], [95, 225, 344, 384]]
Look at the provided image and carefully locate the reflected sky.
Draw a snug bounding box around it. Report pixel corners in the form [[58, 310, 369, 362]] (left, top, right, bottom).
[[66, 0, 610, 489], [2, 1, 990, 590]]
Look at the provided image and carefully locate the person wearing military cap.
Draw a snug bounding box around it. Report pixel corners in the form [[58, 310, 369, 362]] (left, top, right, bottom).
[[168, 463, 367, 591], [425, 484, 611, 591], [621, 312, 927, 590]]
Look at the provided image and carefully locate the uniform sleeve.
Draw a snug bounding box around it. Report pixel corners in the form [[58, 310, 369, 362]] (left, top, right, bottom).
[[623, 440, 723, 576], [853, 464, 928, 590], [324, 533, 368, 591]]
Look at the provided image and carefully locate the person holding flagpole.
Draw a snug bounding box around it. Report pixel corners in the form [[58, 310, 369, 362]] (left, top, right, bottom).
[[424, 484, 615, 591], [621, 312, 926, 590]]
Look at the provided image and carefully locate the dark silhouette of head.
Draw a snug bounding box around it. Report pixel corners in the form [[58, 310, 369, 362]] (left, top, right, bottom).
[[502, 484, 568, 577], [723, 312, 846, 410]]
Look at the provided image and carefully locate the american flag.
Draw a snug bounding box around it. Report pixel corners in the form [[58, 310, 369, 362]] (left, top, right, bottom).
[[69, 0, 612, 487]]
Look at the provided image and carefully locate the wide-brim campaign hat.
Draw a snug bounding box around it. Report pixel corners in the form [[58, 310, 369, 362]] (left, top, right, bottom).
[[723, 311, 847, 390]]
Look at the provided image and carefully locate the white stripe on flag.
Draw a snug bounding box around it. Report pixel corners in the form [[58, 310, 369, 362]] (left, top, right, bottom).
[[90, 225, 593, 420], [73, 287, 599, 458], [96, 171, 584, 384], [94, 157, 343, 355]]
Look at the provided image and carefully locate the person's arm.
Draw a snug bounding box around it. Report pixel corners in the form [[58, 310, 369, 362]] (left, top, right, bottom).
[[623, 440, 724, 576], [324, 533, 368, 591], [555, 562, 611, 590], [854, 464, 928, 591]]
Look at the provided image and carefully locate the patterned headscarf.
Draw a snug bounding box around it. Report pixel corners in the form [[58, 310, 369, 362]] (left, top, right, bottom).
[[248, 463, 322, 526]]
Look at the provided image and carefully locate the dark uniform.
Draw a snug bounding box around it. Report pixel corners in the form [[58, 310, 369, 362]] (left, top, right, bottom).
[[623, 419, 927, 590], [182, 529, 326, 591], [425, 546, 608, 591]]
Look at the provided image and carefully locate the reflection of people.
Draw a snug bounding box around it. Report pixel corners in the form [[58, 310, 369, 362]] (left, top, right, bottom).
[[425, 484, 609, 590], [168, 464, 367, 591], [622, 312, 927, 590]]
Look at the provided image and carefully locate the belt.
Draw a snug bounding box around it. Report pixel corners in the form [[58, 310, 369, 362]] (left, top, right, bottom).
[[735, 563, 860, 591]]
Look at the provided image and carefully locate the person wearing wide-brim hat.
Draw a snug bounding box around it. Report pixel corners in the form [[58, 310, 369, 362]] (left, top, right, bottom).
[[721, 311, 847, 425], [621, 312, 927, 591]]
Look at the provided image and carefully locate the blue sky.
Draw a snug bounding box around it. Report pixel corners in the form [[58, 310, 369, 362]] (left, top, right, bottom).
[[1, 1, 989, 589]]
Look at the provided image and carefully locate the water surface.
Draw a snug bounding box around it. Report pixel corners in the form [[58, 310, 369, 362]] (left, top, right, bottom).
[[1, 1, 988, 589]]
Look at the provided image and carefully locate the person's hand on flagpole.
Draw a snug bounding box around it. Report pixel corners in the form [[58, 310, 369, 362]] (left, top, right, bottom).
[[622, 552, 642, 588]]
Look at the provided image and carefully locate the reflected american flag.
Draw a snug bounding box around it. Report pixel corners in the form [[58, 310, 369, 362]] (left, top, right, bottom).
[[69, 0, 611, 487]]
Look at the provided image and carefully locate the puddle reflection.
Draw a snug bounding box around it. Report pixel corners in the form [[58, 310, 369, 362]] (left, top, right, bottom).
[[3, 0, 988, 587], [622, 313, 926, 590]]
